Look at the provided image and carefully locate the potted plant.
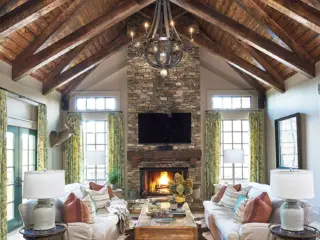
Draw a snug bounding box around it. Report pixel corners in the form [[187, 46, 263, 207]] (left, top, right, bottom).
[[169, 173, 193, 208], [108, 169, 120, 190]]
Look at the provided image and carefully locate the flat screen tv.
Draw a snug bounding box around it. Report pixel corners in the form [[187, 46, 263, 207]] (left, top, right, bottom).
[[138, 113, 191, 144]]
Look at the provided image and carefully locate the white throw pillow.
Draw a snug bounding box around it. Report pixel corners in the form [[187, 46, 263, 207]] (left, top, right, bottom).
[[218, 186, 243, 209], [85, 188, 109, 209], [83, 195, 96, 223]]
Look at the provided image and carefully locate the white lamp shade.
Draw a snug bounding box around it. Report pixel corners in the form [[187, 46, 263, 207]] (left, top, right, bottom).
[[224, 149, 244, 164], [23, 171, 65, 199], [86, 151, 106, 165], [270, 169, 314, 200]]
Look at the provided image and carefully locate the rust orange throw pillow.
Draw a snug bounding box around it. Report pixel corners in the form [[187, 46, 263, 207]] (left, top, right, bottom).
[[89, 182, 114, 198], [216, 184, 241, 202], [64, 193, 89, 224], [242, 193, 272, 224]]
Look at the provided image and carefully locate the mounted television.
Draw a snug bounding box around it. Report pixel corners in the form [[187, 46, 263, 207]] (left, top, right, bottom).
[[138, 113, 191, 144]]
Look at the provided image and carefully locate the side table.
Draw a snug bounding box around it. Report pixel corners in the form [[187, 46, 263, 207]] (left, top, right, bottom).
[[269, 225, 320, 240], [19, 224, 67, 240]]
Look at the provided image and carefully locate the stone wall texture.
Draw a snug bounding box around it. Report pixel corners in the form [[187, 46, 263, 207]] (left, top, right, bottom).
[[126, 44, 201, 196]]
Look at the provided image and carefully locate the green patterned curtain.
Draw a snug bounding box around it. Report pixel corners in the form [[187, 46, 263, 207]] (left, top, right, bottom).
[[107, 112, 124, 188], [0, 89, 7, 239], [205, 111, 221, 199], [64, 113, 83, 184], [37, 104, 48, 170], [249, 111, 265, 183]]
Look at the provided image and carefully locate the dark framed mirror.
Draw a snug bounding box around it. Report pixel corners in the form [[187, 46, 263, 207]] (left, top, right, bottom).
[[275, 113, 302, 169]]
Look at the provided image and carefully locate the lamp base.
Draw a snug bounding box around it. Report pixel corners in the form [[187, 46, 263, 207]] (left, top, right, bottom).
[[280, 200, 304, 232], [33, 199, 55, 231]]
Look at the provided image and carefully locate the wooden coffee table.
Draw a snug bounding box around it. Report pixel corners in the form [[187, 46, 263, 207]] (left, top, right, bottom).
[[135, 202, 198, 240]]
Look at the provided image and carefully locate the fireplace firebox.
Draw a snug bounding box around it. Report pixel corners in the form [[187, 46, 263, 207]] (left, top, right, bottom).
[[140, 167, 188, 196]]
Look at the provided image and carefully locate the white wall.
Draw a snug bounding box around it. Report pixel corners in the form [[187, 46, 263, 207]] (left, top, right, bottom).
[[0, 61, 63, 169], [266, 62, 320, 220]]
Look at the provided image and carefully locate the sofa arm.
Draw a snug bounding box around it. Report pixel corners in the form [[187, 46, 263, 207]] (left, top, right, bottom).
[[239, 223, 274, 240], [64, 222, 94, 240]]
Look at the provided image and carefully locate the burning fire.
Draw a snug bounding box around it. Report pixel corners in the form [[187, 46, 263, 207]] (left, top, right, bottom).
[[158, 171, 169, 185]]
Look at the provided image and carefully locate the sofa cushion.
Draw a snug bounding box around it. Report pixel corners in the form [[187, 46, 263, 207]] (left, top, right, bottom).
[[257, 192, 272, 206], [214, 216, 241, 240], [64, 193, 90, 224], [91, 214, 119, 240], [242, 197, 272, 224], [233, 197, 247, 223], [218, 186, 244, 209]]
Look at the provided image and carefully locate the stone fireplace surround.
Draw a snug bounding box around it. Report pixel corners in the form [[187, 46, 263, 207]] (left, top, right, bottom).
[[127, 150, 201, 198]]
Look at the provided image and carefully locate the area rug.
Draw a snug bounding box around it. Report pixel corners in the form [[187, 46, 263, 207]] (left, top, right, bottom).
[[117, 217, 214, 240]]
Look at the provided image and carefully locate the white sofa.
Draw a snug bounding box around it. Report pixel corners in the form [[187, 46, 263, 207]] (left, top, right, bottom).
[[203, 182, 313, 240], [19, 183, 120, 240]]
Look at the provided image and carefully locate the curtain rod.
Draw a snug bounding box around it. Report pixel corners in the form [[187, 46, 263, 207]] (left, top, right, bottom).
[[0, 87, 42, 106], [67, 111, 122, 114]]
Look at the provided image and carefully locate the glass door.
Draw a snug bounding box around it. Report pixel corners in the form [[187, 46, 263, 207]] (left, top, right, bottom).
[[6, 126, 37, 233]]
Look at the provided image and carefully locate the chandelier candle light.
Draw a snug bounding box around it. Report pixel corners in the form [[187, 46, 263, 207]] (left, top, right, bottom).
[[130, 0, 194, 77]]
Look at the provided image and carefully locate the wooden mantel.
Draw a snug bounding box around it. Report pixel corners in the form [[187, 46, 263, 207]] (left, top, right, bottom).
[[127, 150, 202, 168]]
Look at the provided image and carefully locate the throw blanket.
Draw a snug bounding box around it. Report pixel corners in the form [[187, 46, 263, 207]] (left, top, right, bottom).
[[105, 197, 129, 235]]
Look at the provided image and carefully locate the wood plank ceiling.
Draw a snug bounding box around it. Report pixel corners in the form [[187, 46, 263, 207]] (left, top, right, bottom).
[[0, 0, 320, 97]]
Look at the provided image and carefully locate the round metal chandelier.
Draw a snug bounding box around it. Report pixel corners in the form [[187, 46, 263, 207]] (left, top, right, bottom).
[[130, 0, 188, 77]]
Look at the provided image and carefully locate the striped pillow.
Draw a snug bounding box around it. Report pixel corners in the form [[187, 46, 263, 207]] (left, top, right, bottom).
[[233, 196, 248, 223], [85, 188, 109, 209], [82, 195, 96, 223], [218, 186, 243, 208], [63, 193, 89, 224]]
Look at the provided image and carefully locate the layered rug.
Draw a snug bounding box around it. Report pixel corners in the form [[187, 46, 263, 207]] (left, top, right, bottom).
[[117, 216, 214, 240]]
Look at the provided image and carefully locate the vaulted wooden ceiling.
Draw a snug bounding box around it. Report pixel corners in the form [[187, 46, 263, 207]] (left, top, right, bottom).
[[0, 0, 320, 98]]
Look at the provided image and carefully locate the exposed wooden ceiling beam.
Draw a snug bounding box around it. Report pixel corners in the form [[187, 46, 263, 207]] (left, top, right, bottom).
[[229, 63, 266, 95], [258, 0, 320, 34], [0, 0, 66, 39], [0, 0, 11, 12], [42, 34, 130, 95], [169, 0, 315, 78], [177, 26, 285, 92], [13, 0, 86, 65], [235, 0, 313, 63], [61, 65, 99, 97], [308, 0, 320, 11], [12, 0, 155, 81]]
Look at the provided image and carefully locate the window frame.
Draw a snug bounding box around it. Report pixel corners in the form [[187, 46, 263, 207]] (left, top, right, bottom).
[[212, 96, 252, 110], [70, 91, 120, 112], [220, 119, 250, 182]]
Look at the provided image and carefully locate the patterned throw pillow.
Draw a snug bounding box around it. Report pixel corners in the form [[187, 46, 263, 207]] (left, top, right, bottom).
[[89, 182, 115, 198], [242, 197, 272, 223], [212, 184, 241, 202], [218, 186, 244, 208], [86, 188, 109, 209], [233, 195, 248, 223], [63, 193, 89, 224], [82, 195, 96, 224]]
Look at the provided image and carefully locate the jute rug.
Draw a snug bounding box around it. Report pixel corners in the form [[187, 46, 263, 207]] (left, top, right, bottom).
[[117, 217, 214, 240]]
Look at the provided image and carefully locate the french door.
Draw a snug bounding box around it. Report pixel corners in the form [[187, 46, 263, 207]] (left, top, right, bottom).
[[6, 126, 37, 232]]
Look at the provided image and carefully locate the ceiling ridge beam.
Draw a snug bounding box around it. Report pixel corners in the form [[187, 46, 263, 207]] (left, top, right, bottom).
[[0, 0, 66, 39], [169, 0, 315, 78], [12, 0, 156, 81], [13, 0, 86, 66], [258, 0, 320, 34], [42, 34, 131, 95], [234, 0, 313, 63]]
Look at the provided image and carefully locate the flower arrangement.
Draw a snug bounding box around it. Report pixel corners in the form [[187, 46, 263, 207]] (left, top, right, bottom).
[[169, 173, 193, 205]]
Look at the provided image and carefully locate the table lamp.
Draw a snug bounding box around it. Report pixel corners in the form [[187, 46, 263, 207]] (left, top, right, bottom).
[[224, 149, 244, 185], [86, 151, 106, 182], [270, 169, 314, 232], [23, 170, 65, 231]]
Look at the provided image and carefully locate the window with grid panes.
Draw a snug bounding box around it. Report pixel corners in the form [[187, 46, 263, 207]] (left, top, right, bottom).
[[212, 96, 251, 109], [83, 120, 108, 184], [76, 97, 116, 111], [220, 120, 250, 182]]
